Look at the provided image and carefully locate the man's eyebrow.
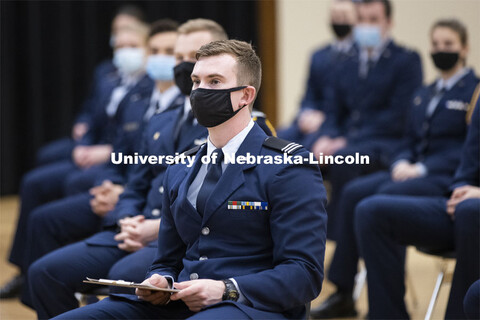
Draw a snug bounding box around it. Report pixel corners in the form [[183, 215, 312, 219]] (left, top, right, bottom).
[[191, 73, 226, 79]]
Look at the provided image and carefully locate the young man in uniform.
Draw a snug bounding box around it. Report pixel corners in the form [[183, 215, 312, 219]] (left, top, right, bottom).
[[53, 39, 328, 320]]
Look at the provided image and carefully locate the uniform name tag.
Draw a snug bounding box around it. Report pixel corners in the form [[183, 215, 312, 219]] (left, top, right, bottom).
[[228, 201, 268, 210], [446, 100, 468, 111]]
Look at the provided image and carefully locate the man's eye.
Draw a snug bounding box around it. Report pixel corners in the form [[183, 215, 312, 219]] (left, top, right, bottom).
[[211, 79, 220, 85], [192, 80, 200, 85]]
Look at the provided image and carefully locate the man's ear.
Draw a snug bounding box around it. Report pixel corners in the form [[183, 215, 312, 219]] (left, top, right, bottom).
[[238, 86, 256, 109]]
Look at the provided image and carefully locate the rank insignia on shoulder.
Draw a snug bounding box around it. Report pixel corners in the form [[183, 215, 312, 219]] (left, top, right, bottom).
[[228, 201, 268, 211], [263, 137, 303, 155], [183, 144, 203, 157]]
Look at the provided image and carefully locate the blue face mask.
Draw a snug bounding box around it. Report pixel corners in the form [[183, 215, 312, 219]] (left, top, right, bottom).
[[146, 55, 176, 81], [354, 25, 382, 49], [113, 47, 145, 74]]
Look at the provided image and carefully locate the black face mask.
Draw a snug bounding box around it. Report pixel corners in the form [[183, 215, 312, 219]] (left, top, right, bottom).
[[174, 62, 195, 95], [331, 23, 352, 39], [431, 52, 460, 71], [190, 86, 247, 128]]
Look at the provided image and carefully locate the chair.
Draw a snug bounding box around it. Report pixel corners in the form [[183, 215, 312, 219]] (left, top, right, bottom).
[[416, 247, 456, 320], [353, 259, 418, 308], [75, 286, 110, 305]]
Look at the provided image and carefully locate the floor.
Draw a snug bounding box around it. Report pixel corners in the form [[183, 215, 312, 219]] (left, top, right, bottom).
[[0, 195, 453, 319]]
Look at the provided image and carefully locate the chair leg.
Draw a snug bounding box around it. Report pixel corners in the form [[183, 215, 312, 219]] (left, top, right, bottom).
[[424, 271, 444, 320], [353, 262, 367, 302], [305, 301, 311, 320]]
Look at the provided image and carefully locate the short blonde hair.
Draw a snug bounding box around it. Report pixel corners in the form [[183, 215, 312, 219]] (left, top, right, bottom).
[[177, 19, 228, 41], [196, 39, 262, 95]]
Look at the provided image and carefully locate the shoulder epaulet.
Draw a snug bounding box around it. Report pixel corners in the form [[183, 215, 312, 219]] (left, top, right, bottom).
[[251, 109, 266, 118], [263, 137, 303, 155], [183, 144, 203, 157]]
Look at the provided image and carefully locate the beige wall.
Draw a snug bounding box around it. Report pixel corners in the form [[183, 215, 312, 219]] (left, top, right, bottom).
[[276, 0, 480, 126]]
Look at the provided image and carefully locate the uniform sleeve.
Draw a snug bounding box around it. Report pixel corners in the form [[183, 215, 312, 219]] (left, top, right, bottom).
[[233, 152, 328, 312], [380, 51, 423, 138], [451, 103, 480, 189], [102, 129, 153, 226], [391, 93, 421, 165], [300, 51, 328, 112]]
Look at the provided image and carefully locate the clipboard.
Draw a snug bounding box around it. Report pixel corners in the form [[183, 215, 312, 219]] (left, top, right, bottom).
[[83, 277, 180, 293]]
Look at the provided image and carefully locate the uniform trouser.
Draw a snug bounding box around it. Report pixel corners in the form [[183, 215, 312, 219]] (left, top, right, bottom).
[[108, 247, 157, 294], [63, 165, 107, 196], [28, 240, 129, 319], [21, 193, 102, 305], [325, 143, 387, 240], [355, 196, 480, 319], [464, 279, 480, 319], [36, 138, 74, 167], [9, 161, 76, 271], [328, 171, 449, 292], [52, 298, 257, 320]]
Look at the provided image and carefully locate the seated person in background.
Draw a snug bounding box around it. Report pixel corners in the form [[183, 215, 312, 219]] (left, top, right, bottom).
[[14, 19, 182, 308], [278, 0, 357, 149], [356, 98, 479, 319], [36, 4, 147, 166], [310, 0, 423, 240], [0, 24, 153, 300], [53, 39, 328, 320], [311, 18, 479, 319]]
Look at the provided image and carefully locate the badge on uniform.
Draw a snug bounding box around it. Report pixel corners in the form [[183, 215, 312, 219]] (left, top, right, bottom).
[[228, 201, 268, 210], [446, 100, 469, 111]]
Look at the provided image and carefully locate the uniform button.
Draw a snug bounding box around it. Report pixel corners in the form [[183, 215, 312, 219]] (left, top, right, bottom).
[[201, 227, 210, 236], [152, 209, 160, 217], [190, 273, 199, 280], [158, 186, 164, 194], [199, 256, 208, 261]]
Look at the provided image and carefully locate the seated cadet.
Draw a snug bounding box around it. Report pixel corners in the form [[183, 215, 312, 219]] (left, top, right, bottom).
[[278, 0, 356, 149], [356, 99, 479, 319], [464, 280, 480, 319], [105, 20, 275, 290], [310, 0, 423, 240], [35, 4, 147, 166], [13, 20, 182, 307], [52, 38, 327, 320], [311, 19, 479, 318], [27, 20, 276, 318], [0, 25, 153, 299]]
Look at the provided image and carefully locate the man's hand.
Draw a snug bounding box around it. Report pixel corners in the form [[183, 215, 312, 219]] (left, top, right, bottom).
[[72, 145, 113, 168], [298, 110, 325, 134], [312, 136, 347, 160], [89, 180, 124, 217], [72, 122, 89, 141], [171, 280, 225, 312], [114, 216, 161, 252], [446, 185, 480, 217], [391, 161, 421, 182], [136, 274, 171, 305]]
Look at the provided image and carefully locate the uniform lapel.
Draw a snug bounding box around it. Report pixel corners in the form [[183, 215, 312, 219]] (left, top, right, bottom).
[[176, 144, 207, 223], [202, 124, 266, 222]]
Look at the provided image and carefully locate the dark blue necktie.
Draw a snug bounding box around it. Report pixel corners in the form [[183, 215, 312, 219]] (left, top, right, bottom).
[[196, 148, 224, 216]]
